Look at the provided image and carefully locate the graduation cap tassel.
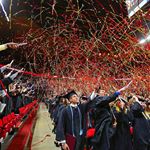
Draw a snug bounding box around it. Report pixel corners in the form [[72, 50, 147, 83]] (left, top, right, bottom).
[[142, 112, 150, 120], [110, 107, 117, 128]]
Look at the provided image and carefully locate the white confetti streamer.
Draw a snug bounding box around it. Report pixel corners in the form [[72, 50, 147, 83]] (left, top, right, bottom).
[[0, 1, 9, 22]]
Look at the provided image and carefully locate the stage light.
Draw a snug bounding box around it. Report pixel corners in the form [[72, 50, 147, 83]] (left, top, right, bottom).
[[139, 39, 146, 44]]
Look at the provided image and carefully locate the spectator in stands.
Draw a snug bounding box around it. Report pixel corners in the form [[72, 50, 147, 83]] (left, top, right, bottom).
[[0, 63, 23, 117]]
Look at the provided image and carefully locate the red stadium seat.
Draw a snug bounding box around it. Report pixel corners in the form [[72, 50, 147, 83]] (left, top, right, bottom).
[[0, 119, 7, 139], [2, 116, 12, 132], [7, 114, 14, 128]]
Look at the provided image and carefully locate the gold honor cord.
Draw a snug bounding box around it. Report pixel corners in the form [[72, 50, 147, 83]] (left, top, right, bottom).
[[142, 112, 150, 120]]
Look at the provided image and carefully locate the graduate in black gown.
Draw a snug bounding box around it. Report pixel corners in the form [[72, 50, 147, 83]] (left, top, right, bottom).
[[91, 81, 132, 150], [131, 96, 150, 150], [110, 97, 134, 150], [56, 90, 85, 150], [56, 90, 99, 150], [91, 91, 120, 150], [53, 96, 68, 134]]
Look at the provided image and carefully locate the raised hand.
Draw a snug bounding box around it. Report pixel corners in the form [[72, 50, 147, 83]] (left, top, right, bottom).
[[117, 81, 132, 93]]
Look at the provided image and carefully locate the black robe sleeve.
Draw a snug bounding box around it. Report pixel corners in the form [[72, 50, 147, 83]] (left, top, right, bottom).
[[80, 92, 119, 115], [56, 108, 67, 142], [131, 102, 150, 149], [0, 77, 13, 91], [95, 92, 119, 107], [1, 77, 13, 86]]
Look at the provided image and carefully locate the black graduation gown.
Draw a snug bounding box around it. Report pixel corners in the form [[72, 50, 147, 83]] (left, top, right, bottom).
[[13, 94, 23, 114], [0, 77, 13, 116], [91, 93, 119, 150], [85, 108, 96, 150], [52, 104, 65, 133], [110, 108, 134, 150], [1, 96, 13, 116], [23, 96, 32, 106], [56, 105, 84, 150], [0, 77, 13, 92], [55, 104, 65, 124], [53, 104, 62, 124], [131, 102, 150, 150]]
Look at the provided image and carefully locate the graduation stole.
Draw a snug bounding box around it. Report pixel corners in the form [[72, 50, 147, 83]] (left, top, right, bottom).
[[110, 107, 117, 128], [142, 111, 150, 120], [0, 80, 11, 99], [69, 105, 83, 137]]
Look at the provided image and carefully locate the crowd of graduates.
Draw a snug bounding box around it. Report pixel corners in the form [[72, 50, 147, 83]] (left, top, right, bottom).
[[47, 83, 150, 150]]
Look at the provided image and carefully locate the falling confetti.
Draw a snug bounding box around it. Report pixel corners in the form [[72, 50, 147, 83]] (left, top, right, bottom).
[[0, 0, 149, 96]]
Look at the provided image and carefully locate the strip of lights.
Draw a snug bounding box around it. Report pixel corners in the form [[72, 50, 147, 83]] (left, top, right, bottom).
[[127, 0, 149, 18]]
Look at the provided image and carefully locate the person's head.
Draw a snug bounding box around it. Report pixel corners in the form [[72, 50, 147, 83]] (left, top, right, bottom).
[[117, 100, 126, 109], [141, 101, 147, 109], [127, 96, 133, 106], [0, 72, 4, 79], [80, 96, 88, 104], [99, 90, 106, 96], [66, 90, 79, 104], [137, 95, 147, 109], [59, 96, 65, 104], [114, 97, 128, 109]]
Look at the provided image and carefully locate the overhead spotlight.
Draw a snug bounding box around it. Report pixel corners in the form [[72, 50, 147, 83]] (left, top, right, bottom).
[[139, 39, 146, 44], [147, 35, 150, 40]]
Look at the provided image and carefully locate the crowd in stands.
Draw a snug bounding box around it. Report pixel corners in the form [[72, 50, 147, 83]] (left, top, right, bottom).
[[0, 61, 36, 118], [0, 59, 39, 150]]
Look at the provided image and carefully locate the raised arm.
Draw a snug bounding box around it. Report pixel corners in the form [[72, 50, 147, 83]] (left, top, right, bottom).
[[0, 60, 14, 73], [9, 68, 23, 80], [0, 43, 19, 52], [88, 81, 133, 108], [0, 42, 27, 52]]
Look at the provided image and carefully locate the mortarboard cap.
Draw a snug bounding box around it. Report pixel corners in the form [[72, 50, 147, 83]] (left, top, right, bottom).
[[137, 95, 146, 102], [138, 98, 146, 102], [81, 95, 88, 100], [64, 90, 77, 100], [127, 96, 132, 101]]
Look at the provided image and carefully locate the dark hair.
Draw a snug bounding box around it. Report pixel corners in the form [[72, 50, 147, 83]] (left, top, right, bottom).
[[0, 72, 4, 79]]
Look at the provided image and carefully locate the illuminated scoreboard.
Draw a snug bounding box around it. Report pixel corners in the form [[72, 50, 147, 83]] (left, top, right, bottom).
[[126, 0, 150, 18]]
